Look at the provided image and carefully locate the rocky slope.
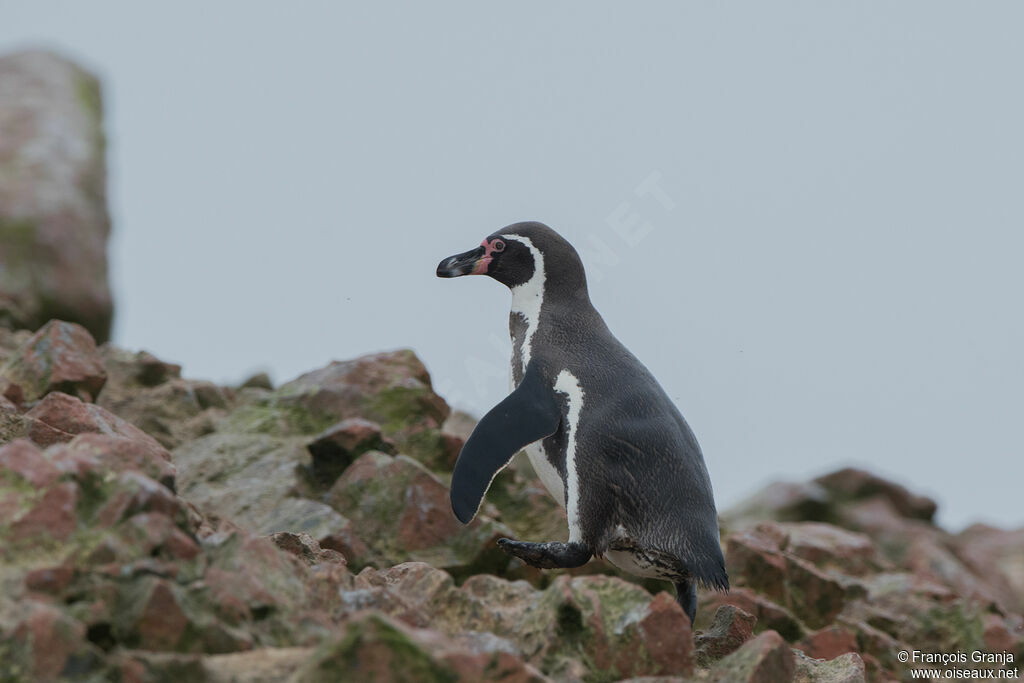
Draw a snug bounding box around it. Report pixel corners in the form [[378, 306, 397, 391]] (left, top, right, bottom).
[[1, 46, 1021, 683], [0, 320, 1021, 682]]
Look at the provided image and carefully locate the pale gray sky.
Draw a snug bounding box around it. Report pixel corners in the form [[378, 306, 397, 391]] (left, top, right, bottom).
[[3, 2, 1022, 530]]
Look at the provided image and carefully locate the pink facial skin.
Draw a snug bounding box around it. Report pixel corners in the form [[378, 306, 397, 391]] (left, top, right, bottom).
[[471, 238, 505, 275]]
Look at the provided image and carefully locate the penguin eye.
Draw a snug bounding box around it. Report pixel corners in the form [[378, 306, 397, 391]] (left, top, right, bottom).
[[491, 239, 505, 252]]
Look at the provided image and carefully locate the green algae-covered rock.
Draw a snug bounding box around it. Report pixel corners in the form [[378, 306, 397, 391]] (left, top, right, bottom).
[[326, 451, 512, 577], [292, 613, 458, 683]]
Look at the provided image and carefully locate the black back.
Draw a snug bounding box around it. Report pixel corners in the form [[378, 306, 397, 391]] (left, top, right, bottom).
[[446, 221, 727, 590]]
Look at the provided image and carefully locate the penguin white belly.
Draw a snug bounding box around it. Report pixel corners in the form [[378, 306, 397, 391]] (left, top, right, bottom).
[[604, 526, 682, 579], [604, 549, 673, 579], [523, 441, 565, 506]]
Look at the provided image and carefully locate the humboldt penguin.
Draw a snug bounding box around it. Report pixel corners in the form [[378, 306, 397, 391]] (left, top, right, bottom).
[[436, 221, 728, 625]]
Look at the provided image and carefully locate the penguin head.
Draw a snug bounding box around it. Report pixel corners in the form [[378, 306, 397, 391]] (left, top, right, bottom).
[[436, 221, 588, 294]]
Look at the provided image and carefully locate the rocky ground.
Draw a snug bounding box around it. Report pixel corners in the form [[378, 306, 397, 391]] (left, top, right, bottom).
[[0, 319, 1021, 682], [1, 48, 1022, 683]]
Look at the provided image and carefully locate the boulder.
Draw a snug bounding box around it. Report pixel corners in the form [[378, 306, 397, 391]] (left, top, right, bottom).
[[174, 431, 351, 540], [290, 611, 546, 683], [814, 468, 938, 522], [724, 480, 836, 527], [708, 630, 795, 682], [796, 624, 859, 661], [0, 437, 59, 487], [726, 522, 874, 631], [5, 601, 95, 681], [239, 372, 274, 390], [271, 350, 451, 467], [346, 563, 695, 680], [97, 344, 230, 449], [304, 417, 396, 488], [20, 392, 175, 487], [792, 650, 866, 683], [695, 604, 757, 665], [698, 587, 804, 642], [326, 451, 512, 576], [0, 50, 113, 341], [440, 409, 477, 470], [0, 320, 106, 404], [952, 524, 1024, 614]]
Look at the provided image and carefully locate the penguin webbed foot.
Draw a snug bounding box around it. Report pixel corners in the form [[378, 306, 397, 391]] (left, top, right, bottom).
[[674, 578, 698, 627], [498, 538, 592, 569]]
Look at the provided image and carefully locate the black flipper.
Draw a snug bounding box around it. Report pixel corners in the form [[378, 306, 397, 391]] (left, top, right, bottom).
[[450, 360, 560, 524]]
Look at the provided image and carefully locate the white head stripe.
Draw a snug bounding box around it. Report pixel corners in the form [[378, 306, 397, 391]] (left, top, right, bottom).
[[503, 234, 545, 376]]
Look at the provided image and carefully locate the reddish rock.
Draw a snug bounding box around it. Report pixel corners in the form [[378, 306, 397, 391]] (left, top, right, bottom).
[[815, 467, 937, 522], [395, 466, 463, 550], [305, 417, 395, 487], [10, 480, 79, 542], [0, 320, 106, 403], [784, 555, 849, 629], [97, 344, 231, 450], [24, 392, 176, 487], [276, 349, 450, 456], [11, 602, 88, 680], [163, 528, 201, 560], [327, 451, 512, 576], [780, 522, 882, 576], [839, 618, 909, 674], [952, 524, 1024, 614], [120, 512, 192, 559], [0, 51, 113, 342], [724, 480, 835, 526], [981, 613, 1018, 653], [94, 471, 183, 527], [318, 520, 369, 566], [440, 649, 546, 683], [902, 532, 1003, 609], [133, 579, 188, 650], [637, 591, 696, 675], [696, 604, 757, 664], [798, 624, 859, 660], [547, 575, 694, 678], [0, 437, 59, 487], [25, 564, 75, 595], [440, 410, 476, 469], [351, 562, 460, 629], [50, 432, 176, 490], [709, 629, 796, 683], [26, 391, 169, 453], [727, 524, 789, 602], [700, 587, 804, 642]]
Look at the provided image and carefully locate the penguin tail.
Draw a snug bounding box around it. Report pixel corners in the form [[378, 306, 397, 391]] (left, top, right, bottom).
[[692, 557, 730, 592]]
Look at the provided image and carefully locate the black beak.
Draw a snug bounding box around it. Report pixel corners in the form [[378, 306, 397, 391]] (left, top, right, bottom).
[[436, 246, 485, 278]]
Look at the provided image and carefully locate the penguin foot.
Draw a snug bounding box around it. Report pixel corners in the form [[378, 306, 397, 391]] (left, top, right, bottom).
[[498, 538, 592, 569], [674, 578, 697, 627]]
